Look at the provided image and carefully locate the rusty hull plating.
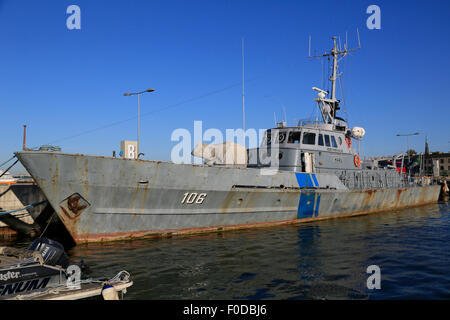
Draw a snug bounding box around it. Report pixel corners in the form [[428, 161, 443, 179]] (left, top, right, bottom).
[[14, 152, 441, 244]]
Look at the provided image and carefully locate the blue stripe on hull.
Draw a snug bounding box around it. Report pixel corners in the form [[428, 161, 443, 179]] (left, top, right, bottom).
[[295, 172, 319, 188], [297, 193, 321, 219], [297, 193, 314, 219], [295, 173, 321, 219]]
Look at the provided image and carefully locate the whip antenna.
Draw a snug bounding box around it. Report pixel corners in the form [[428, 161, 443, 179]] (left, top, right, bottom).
[[242, 37, 245, 132]]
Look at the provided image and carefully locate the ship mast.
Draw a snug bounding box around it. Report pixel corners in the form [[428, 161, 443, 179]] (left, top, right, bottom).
[[330, 36, 339, 103], [309, 32, 361, 124]]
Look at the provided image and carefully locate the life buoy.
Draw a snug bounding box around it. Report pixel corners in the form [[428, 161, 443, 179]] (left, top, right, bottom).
[[345, 137, 351, 148], [354, 154, 361, 167]]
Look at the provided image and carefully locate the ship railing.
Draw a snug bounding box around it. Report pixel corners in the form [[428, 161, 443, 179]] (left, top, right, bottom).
[[297, 119, 323, 127], [340, 170, 425, 190]]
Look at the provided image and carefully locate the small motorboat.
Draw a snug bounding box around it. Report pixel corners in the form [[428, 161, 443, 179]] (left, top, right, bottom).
[[0, 237, 132, 300]]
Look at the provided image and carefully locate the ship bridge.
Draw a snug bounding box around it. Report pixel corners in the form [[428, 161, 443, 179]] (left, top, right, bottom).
[[247, 121, 358, 173]]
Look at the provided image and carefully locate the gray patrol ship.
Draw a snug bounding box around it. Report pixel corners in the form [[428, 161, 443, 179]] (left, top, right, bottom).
[[15, 37, 440, 244]]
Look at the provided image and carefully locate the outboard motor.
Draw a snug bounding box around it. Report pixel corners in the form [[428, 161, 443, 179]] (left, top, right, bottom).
[[28, 238, 70, 268]]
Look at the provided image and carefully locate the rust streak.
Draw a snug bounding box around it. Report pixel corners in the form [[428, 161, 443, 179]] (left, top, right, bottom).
[[72, 198, 439, 244]]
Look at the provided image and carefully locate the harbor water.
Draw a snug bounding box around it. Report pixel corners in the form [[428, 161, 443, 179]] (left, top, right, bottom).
[[2, 199, 449, 300]]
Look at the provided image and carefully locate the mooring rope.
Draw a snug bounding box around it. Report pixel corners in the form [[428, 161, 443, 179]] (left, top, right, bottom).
[[0, 159, 19, 179], [0, 156, 16, 169], [0, 200, 48, 216], [39, 210, 56, 238]]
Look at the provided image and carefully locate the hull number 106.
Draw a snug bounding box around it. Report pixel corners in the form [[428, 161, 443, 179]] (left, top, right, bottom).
[[181, 192, 207, 204]]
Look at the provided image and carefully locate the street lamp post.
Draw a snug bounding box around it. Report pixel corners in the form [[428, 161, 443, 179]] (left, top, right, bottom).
[[396, 132, 420, 162], [124, 88, 155, 157]]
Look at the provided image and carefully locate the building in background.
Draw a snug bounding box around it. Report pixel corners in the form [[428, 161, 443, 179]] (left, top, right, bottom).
[[423, 152, 450, 177]]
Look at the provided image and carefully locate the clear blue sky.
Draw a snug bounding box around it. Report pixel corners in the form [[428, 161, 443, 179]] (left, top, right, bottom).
[[1, 0, 449, 173]]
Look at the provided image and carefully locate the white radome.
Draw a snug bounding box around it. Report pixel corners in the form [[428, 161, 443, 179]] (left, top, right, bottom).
[[352, 127, 366, 138]]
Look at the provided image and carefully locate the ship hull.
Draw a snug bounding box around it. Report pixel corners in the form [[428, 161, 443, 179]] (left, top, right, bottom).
[[15, 152, 441, 244]]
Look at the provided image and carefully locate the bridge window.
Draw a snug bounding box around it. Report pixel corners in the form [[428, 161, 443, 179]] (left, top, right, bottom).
[[331, 136, 338, 148], [324, 135, 331, 147], [302, 132, 316, 145], [318, 134, 324, 146], [288, 131, 301, 144]]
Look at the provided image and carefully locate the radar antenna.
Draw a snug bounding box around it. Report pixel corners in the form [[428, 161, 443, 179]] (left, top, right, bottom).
[[308, 30, 361, 125]]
